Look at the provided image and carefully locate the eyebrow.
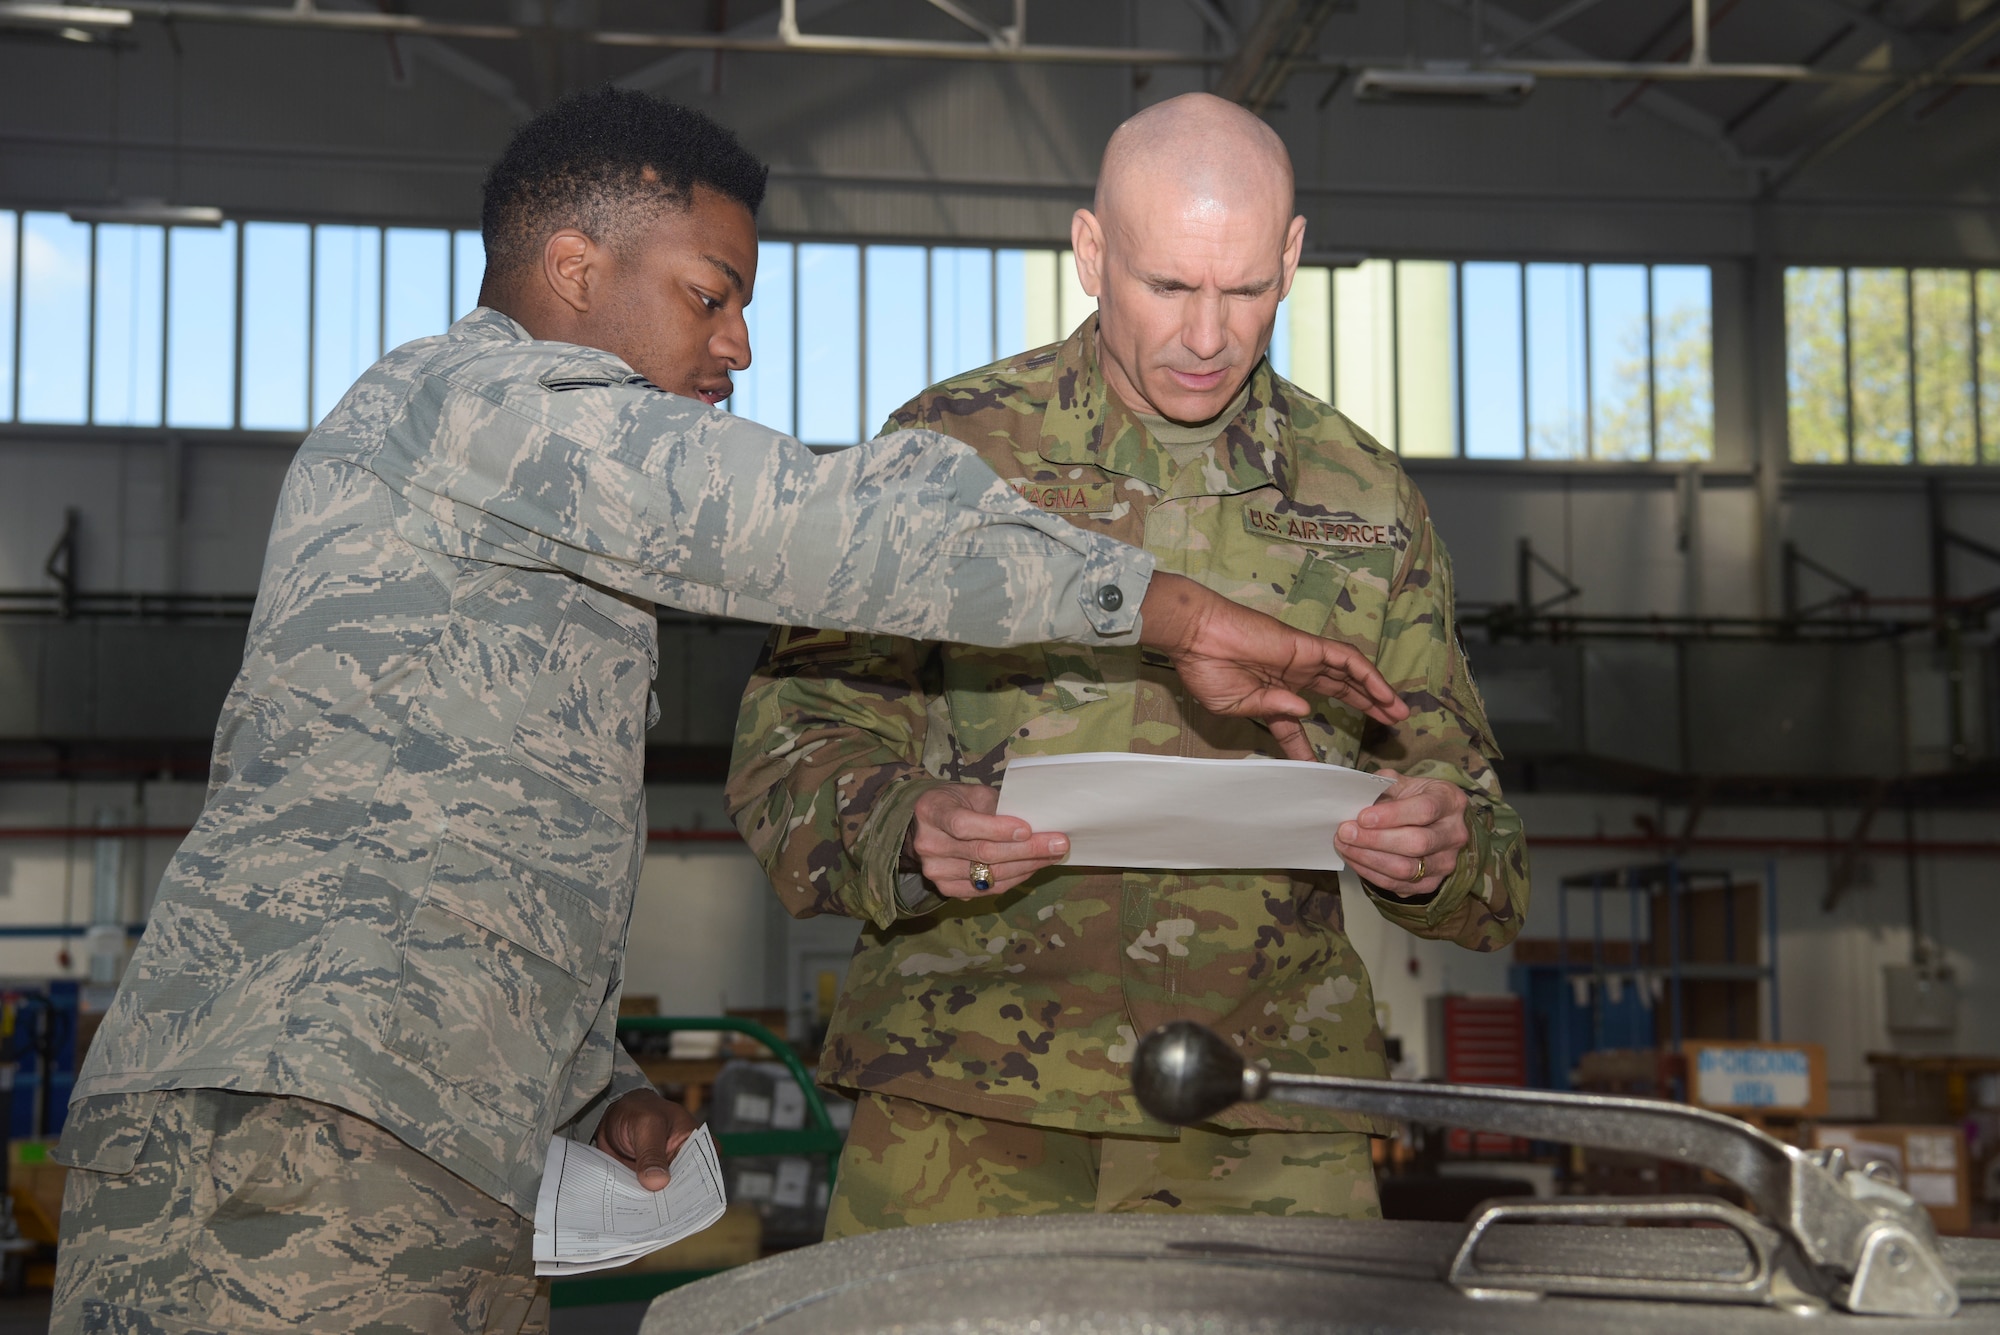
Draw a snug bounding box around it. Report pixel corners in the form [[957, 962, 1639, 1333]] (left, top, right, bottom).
[[701, 254, 746, 293], [1141, 273, 1279, 296]]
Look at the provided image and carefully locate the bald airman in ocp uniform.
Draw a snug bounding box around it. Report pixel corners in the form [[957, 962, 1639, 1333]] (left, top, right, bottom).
[[728, 93, 1530, 1234]]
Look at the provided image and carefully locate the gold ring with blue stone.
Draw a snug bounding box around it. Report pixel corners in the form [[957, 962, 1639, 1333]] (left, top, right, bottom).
[[969, 860, 994, 893]]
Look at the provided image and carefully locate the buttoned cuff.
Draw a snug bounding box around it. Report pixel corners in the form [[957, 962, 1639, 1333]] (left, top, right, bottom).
[[1077, 539, 1154, 643], [852, 773, 958, 930]]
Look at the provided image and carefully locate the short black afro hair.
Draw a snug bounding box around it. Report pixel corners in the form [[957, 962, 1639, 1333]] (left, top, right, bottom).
[[481, 87, 768, 278]]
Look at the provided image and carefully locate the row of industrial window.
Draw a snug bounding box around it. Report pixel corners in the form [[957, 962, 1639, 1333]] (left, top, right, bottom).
[[1784, 267, 2000, 466], [0, 212, 485, 431], [11, 209, 1988, 469], [730, 243, 1717, 463], [0, 209, 1716, 463]]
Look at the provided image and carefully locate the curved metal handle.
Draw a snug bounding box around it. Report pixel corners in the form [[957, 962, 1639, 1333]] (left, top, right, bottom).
[[1447, 1196, 1780, 1307], [1131, 1022, 1960, 1318]]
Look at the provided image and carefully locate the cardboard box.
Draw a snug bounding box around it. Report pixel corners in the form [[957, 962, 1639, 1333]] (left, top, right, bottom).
[[10, 1139, 67, 1245], [1685, 1041, 1827, 1117], [1814, 1124, 1971, 1236]]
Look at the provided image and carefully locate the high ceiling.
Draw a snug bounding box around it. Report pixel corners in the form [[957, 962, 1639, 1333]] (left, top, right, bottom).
[[0, 0, 1994, 259]]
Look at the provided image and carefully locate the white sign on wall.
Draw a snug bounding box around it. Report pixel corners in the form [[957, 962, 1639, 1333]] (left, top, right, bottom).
[[1693, 1045, 1815, 1111]]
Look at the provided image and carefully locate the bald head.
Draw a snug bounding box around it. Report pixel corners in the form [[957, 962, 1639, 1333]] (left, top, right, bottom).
[[1095, 92, 1294, 224], [1072, 94, 1306, 425]]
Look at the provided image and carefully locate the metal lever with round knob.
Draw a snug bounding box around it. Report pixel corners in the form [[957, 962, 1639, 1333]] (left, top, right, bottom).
[[1129, 1021, 1966, 1319]]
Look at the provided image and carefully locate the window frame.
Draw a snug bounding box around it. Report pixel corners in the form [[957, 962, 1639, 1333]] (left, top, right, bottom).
[[1784, 262, 1997, 469], [0, 210, 1727, 470]]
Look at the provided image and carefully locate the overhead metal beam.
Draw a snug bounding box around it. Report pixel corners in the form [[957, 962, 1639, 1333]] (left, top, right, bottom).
[[1490, 0, 1614, 58], [1214, 0, 1350, 111], [0, 0, 1994, 83], [1181, 0, 1239, 53], [1768, 6, 2000, 189], [1464, 56, 1998, 84], [919, 0, 1013, 50]]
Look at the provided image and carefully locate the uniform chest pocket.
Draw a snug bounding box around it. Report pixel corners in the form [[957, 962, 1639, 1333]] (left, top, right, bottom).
[[1273, 552, 1351, 635], [384, 838, 606, 1113], [512, 598, 655, 826]]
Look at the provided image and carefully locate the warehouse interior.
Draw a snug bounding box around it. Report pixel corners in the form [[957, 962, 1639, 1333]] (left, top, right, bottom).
[[0, 0, 1998, 1321]]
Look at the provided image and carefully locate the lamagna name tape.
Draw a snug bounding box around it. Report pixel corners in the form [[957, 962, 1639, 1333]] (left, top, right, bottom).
[[1242, 505, 1392, 548], [1011, 480, 1117, 514]]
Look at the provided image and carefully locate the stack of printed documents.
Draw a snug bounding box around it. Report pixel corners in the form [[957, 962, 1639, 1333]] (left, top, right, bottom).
[[532, 1127, 727, 1276]]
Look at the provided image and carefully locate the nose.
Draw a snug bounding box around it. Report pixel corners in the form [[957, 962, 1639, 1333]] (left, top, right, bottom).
[[1182, 294, 1227, 363], [715, 308, 751, 372]]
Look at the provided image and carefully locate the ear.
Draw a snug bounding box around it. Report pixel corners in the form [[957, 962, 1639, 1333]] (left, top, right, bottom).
[[541, 228, 597, 316], [1278, 215, 1307, 302], [1071, 209, 1106, 299]]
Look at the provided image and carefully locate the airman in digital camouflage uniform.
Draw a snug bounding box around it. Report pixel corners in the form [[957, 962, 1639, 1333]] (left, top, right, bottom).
[[50, 92, 1410, 1335], [728, 93, 1529, 1237]]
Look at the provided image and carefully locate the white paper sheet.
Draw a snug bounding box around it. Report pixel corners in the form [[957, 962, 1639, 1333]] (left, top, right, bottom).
[[994, 752, 1394, 872], [531, 1126, 727, 1276]]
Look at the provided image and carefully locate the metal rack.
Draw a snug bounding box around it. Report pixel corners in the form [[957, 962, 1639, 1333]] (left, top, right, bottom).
[[1519, 859, 1779, 1092]]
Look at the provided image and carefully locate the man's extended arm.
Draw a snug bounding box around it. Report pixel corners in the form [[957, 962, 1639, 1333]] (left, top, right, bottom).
[[370, 350, 1403, 731], [374, 361, 1143, 645]]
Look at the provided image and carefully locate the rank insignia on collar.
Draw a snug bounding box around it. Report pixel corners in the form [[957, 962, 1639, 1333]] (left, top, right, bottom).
[[1010, 479, 1117, 515], [1243, 503, 1394, 550]]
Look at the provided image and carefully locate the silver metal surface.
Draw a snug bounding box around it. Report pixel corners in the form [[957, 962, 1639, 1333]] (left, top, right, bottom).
[[640, 1214, 2000, 1335]]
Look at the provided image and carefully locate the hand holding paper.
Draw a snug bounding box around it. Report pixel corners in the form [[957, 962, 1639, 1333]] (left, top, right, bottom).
[[532, 1128, 726, 1276], [907, 784, 1071, 900], [593, 1086, 696, 1191], [1333, 767, 1472, 897]]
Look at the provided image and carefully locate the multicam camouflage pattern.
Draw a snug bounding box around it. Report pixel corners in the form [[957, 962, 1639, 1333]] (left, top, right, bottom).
[[728, 316, 1529, 1141], [53, 1089, 546, 1335], [825, 1092, 1377, 1239], [59, 308, 1156, 1217]]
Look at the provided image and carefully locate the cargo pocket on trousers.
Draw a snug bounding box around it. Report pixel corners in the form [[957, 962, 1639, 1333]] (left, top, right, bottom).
[[384, 839, 604, 1114]]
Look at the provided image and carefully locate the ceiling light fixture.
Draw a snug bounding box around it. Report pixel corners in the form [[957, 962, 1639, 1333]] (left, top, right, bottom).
[[1355, 65, 1535, 104], [0, 3, 134, 32], [68, 200, 225, 227]]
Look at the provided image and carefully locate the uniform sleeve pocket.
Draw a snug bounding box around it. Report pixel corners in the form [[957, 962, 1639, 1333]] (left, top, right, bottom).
[[384, 839, 605, 1105]]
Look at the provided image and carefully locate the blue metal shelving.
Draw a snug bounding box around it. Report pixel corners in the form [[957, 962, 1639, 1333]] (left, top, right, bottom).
[[1514, 859, 1779, 1093]]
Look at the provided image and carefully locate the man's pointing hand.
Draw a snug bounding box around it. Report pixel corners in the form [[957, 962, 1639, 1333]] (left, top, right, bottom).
[[1136, 573, 1408, 762]]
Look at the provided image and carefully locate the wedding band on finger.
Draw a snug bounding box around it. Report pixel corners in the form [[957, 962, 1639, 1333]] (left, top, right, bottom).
[[1409, 856, 1426, 883], [969, 861, 994, 893]]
